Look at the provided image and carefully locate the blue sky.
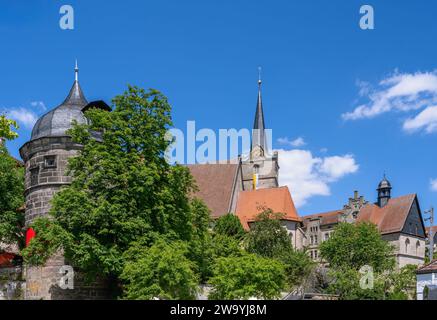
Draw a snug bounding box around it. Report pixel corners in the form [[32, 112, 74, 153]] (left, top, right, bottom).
[[1, 0, 437, 219]]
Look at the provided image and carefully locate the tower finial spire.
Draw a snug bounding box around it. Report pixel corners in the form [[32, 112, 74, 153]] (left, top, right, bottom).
[[251, 67, 266, 154], [75, 59, 79, 82]]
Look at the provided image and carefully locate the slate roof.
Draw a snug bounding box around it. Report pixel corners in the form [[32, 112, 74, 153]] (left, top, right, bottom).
[[31, 80, 88, 140], [252, 80, 266, 153], [235, 186, 301, 230], [356, 194, 416, 235], [187, 163, 239, 219]]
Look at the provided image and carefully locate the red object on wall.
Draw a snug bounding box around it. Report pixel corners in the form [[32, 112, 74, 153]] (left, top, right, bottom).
[[26, 228, 36, 246], [0, 253, 16, 268]]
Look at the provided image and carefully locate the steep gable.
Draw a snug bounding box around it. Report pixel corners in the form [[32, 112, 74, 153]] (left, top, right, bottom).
[[187, 163, 239, 219], [357, 194, 426, 238], [401, 197, 426, 238]]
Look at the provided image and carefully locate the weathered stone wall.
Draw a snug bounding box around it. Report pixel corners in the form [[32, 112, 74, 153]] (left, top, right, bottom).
[[19, 136, 111, 300], [25, 252, 110, 300], [0, 266, 24, 300], [20, 136, 80, 226], [241, 152, 279, 191]]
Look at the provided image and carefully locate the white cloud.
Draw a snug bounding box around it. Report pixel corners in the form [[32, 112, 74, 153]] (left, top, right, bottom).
[[30, 101, 46, 111], [277, 136, 306, 147], [403, 106, 437, 133], [431, 179, 437, 192], [342, 71, 437, 130], [7, 108, 38, 129], [277, 149, 359, 208]]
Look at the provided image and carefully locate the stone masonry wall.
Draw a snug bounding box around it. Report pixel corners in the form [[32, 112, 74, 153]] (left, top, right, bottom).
[[20, 136, 110, 300]]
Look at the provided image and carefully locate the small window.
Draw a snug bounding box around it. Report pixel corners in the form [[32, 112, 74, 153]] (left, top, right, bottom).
[[44, 155, 57, 168], [405, 238, 410, 254], [314, 235, 318, 245], [30, 167, 39, 186]]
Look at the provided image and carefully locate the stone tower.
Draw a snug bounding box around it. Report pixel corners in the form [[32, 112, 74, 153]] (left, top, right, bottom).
[[240, 74, 279, 191], [19, 64, 109, 299]]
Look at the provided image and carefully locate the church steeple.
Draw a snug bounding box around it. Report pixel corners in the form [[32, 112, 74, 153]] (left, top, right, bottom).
[[377, 174, 392, 207], [251, 67, 267, 155]]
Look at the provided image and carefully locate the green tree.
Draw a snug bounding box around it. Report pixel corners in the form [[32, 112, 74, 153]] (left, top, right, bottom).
[[280, 249, 315, 289], [246, 210, 292, 258], [0, 114, 19, 142], [22, 87, 209, 291], [245, 210, 314, 289], [213, 214, 245, 240], [320, 222, 395, 273], [121, 238, 198, 300], [0, 144, 25, 250], [209, 253, 286, 300], [320, 222, 417, 300], [326, 267, 388, 300], [387, 264, 417, 300]]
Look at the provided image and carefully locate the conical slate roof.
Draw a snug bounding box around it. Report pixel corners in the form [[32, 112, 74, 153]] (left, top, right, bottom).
[[31, 79, 88, 140], [251, 78, 267, 153]]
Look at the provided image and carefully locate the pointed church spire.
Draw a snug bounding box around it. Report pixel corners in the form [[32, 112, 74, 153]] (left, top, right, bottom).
[[251, 67, 267, 154], [75, 59, 79, 82], [62, 60, 87, 106]]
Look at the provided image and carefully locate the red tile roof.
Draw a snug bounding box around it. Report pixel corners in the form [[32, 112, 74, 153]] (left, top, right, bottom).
[[356, 194, 416, 235], [302, 210, 343, 227], [188, 163, 239, 219], [426, 226, 437, 236], [416, 260, 437, 274], [235, 186, 301, 230]]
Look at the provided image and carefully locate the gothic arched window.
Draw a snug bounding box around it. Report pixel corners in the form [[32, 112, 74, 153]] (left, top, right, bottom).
[[405, 238, 410, 254], [416, 241, 420, 255]]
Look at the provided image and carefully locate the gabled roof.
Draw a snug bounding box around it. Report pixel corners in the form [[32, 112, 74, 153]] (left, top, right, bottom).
[[416, 260, 437, 274], [188, 163, 239, 219], [356, 194, 417, 235], [301, 210, 344, 228], [235, 186, 301, 230], [426, 226, 437, 236]]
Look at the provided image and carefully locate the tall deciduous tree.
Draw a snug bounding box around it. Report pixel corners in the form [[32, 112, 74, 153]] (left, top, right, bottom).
[[0, 114, 24, 251], [213, 213, 246, 240], [320, 222, 416, 300], [121, 238, 199, 300], [246, 210, 292, 258], [246, 210, 314, 290], [209, 253, 285, 300], [0, 114, 19, 142], [0, 145, 25, 250], [22, 87, 210, 292], [320, 222, 395, 273]]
